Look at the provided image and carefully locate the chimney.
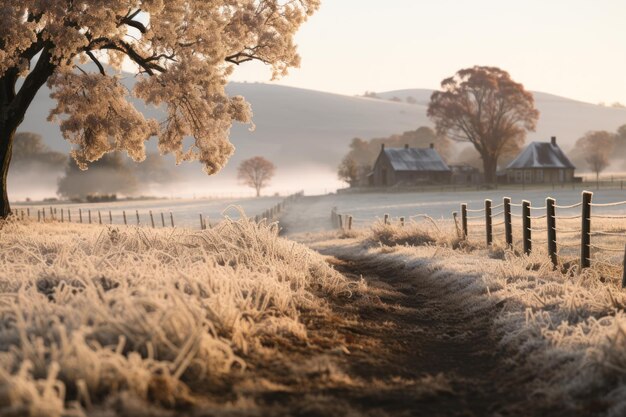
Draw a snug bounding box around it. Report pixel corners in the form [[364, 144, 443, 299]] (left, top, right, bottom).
[[404, 144, 409, 149], [551, 136, 557, 146], [429, 143, 435, 149], [381, 144, 385, 150]]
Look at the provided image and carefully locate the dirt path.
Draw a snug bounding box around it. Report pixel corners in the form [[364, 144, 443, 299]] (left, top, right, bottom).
[[235, 255, 550, 417]]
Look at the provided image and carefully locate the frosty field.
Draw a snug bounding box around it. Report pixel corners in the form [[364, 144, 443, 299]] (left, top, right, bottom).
[[3, 187, 626, 416]]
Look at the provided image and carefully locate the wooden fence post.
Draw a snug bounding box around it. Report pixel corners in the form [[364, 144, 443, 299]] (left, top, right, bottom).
[[338, 214, 343, 230], [170, 212, 175, 227], [123, 211, 127, 225], [109, 211, 112, 224], [88, 210, 92, 224], [581, 191, 592, 269], [60, 209, 64, 223], [400, 216, 405, 227], [27, 208, 30, 217], [79, 209, 83, 223], [522, 200, 532, 255], [149, 211, 155, 228], [461, 203, 468, 239], [199, 214, 205, 230], [161, 212, 165, 228], [98, 211, 102, 225], [504, 197, 512, 248], [136, 210, 140, 225], [546, 197, 557, 268], [485, 199, 493, 246], [348, 215, 353, 231], [38, 210, 41, 222], [68, 209, 71, 223], [384, 213, 389, 225]]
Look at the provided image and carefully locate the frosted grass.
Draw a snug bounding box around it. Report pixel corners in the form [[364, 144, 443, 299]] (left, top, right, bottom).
[[0, 217, 350, 416]]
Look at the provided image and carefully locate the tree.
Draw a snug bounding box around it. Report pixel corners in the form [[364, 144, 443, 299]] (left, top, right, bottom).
[[11, 132, 67, 169], [237, 156, 276, 197], [338, 156, 360, 186], [0, 1, 318, 217], [427, 66, 539, 183], [573, 131, 615, 187], [57, 152, 139, 200]]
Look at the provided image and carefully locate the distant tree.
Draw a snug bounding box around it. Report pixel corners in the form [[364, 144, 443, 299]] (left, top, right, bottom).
[[237, 157, 276, 197], [0, 1, 318, 217], [338, 157, 360, 187], [11, 132, 67, 169], [573, 131, 615, 186], [363, 91, 381, 99], [406, 96, 418, 105], [389, 96, 403, 102], [57, 152, 139, 200], [427, 66, 539, 183]]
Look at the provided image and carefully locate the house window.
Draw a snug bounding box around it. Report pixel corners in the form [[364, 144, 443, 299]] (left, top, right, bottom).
[[525, 170, 532, 183], [515, 171, 523, 183]]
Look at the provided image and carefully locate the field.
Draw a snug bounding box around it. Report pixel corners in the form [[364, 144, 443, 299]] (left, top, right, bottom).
[[3, 188, 626, 416], [13, 196, 284, 230]]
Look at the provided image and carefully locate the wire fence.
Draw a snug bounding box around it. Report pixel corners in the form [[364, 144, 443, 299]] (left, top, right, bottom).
[[332, 191, 626, 288], [9, 192, 304, 230]]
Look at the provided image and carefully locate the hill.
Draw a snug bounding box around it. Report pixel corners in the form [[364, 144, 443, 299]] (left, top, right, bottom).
[[10, 82, 626, 199]]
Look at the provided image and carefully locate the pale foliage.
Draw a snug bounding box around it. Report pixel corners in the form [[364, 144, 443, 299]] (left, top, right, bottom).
[[0, 217, 348, 416], [1, 1, 319, 173], [237, 156, 276, 196]]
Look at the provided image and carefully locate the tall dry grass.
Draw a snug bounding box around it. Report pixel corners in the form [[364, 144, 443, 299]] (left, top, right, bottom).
[[0, 216, 350, 416]]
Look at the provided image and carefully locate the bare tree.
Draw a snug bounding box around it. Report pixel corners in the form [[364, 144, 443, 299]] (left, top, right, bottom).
[[238, 157, 276, 197], [427, 66, 539, 183], [0, 1, 318, 217], [573, 131, 615, 187]]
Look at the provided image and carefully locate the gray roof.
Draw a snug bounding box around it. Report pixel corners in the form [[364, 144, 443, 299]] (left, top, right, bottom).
[[506, 141, 575, 170], [382, 147, 450, 172]]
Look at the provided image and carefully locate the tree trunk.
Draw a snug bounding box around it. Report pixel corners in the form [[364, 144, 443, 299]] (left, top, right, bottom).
[[482, 155, 498, 184], [0, 107, 17, 218], [256, 187, 261, 198]]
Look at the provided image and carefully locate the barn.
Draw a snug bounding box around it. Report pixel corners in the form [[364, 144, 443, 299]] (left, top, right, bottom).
[[369, 144, 452, 187], [505, 137, 576, 184]]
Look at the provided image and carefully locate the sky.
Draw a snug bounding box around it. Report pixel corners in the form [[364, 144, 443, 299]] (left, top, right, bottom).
[[231, 0, 626, 105]]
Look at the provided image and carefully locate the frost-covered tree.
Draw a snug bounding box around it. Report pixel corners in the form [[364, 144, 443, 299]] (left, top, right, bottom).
[[0, 1, 319, 217], [427, 66, 539, 183], [237, 156, 275, 197]]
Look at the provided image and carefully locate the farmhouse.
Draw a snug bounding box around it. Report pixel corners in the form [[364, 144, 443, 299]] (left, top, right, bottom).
[[505, 137, 576, 184], [369, 144, 452, 187]]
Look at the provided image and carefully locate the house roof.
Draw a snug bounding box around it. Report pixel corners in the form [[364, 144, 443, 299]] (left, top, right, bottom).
[[382, 147, 450, 172], [506, 141, 575, 170]]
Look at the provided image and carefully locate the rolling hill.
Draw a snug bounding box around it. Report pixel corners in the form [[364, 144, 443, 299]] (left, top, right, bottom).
[[10, 81, 626, 199]]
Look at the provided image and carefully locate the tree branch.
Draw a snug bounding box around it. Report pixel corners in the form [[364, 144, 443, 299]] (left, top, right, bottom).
[[86, 51, 106, 75]]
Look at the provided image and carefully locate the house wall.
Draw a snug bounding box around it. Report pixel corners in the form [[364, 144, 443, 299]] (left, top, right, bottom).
[[370, 153, 452, 186], [371, 154, 396, 186], [506, 168, 575, 184]]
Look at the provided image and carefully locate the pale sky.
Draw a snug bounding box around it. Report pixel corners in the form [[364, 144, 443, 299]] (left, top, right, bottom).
[[231, 0, 626, 104]]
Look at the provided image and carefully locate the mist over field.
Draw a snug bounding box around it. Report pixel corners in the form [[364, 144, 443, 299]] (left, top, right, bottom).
[[11, 81, 626, 200]]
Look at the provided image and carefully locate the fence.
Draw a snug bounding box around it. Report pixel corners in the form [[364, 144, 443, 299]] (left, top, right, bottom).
[[332, 190, 626, 288], [10, 192, 304, 231]]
